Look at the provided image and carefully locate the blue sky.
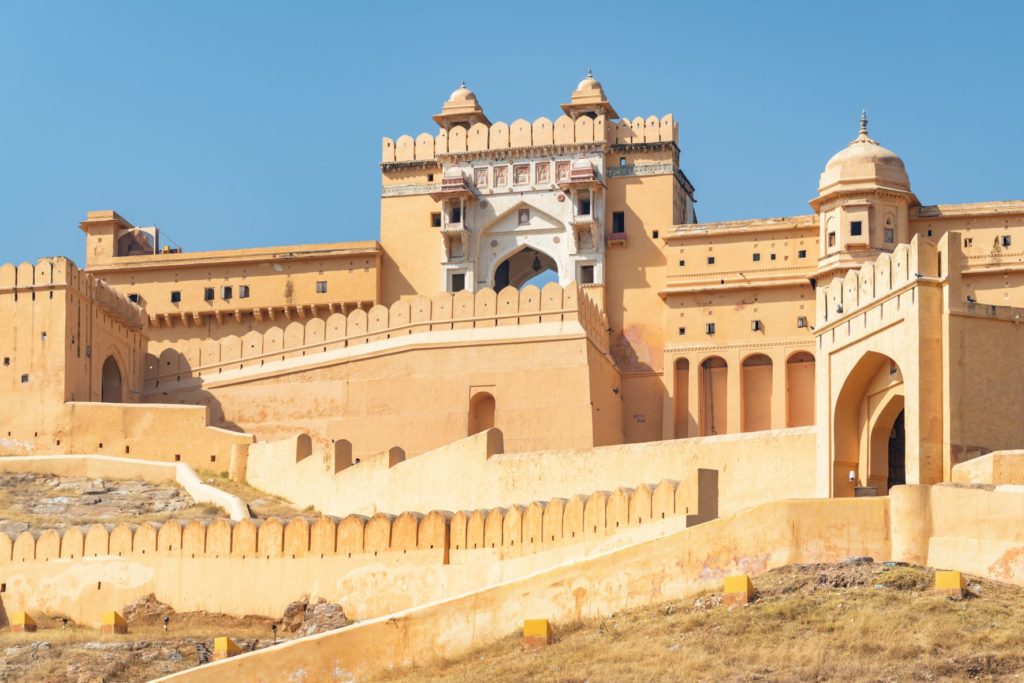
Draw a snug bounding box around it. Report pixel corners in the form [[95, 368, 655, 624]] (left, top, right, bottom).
[[0, 1, 1021, 265]]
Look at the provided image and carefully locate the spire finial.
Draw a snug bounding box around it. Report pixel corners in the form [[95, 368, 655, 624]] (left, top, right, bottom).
[[586, 68, 593, 78], [460, 80, 466, 89], [859, 110, 869, 136]]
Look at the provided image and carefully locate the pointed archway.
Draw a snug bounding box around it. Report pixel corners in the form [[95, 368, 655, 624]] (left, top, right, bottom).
[[491, 245, 558, 290], [101, 355, 124, 403]]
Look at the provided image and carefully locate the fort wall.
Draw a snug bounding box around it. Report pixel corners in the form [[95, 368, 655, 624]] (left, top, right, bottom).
[[0, 476, 702, 625], [244, 426, 815, 518], [153, 482, 1024, 682], [143, 284, 620, 455]]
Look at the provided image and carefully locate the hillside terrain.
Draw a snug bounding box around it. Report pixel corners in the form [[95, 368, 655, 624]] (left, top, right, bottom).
[[378, 562, 1024, 683]]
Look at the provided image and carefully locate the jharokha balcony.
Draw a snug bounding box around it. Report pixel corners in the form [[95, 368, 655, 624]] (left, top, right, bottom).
[[430, 169, 475, 200]]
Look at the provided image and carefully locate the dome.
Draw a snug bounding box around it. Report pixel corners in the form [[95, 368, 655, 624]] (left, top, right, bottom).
[[819, 112, 910, 193], [447, 82, 478, 104], [574, 70, 606, 98]]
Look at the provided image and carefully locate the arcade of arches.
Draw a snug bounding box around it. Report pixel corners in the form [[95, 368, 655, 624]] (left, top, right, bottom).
[[671, 350, 815, 438]]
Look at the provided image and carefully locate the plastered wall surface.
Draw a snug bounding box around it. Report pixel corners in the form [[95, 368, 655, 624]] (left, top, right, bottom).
[[245, 427, 816, 518]]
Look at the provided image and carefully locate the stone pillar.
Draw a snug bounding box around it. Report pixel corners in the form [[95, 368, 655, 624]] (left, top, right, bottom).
[[771, 350, 788, 429], [889, 484, 931, 565], [726, 353, 742, 434], [228, 443, 249, 483]]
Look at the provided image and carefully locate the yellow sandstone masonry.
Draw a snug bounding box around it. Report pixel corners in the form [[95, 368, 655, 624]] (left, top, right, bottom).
[[100, 611, 128, 634], [935, 570, 967, 598], [522, 619, 552, 648], [10, 611, 36, 633], [723, 574, 754, 606], [213, 637, 242, 661]]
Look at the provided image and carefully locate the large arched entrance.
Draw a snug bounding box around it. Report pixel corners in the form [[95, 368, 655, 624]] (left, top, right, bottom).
[[832, 351, 905, 496], [101, 355, 124, 403], [492, 246, 558, 290]]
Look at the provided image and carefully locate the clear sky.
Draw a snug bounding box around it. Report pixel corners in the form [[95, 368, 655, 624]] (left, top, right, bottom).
[[1, 1, 1021, 265]]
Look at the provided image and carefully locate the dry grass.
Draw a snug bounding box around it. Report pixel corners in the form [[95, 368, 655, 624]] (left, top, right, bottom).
[[375, 563, 1024, 683], [197, 470, 308, 519]]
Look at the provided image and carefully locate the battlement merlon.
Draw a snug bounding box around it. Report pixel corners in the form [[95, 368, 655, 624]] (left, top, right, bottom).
[[381, 114, 679, 165]]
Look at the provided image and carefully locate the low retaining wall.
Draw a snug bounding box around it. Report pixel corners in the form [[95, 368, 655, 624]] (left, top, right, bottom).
[[0, 454, 248, 521], [245, 426, 814, 518]]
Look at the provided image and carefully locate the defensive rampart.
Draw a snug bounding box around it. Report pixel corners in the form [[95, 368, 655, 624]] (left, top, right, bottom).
[[382, 114, 678, 164], [144, 282, 607, 388], [154, 482, 1024, 682], [0, 475, 705, 626]]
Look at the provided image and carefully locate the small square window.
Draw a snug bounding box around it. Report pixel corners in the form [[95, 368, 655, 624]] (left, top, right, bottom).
[[221, 286, 232, 300], [927, 229, 933, 237], [316, 281, 328, 294], [580, 265, 595, 284], [3, 357, 9, 366], [850, 220, 863, 236], [430, 212, 442, 228], [884, 228, 895, 244], [518, 209, 530, 225], [751, 320, 763, 332], [753, 253, 761, 262], [678, 259, 685, 267], [770, 253, 776, 261], [828, 232, 836, 247], [20, 374, 28, 383], [707, 256, 715, 265], [1002, 235, 1012, 247], [128, 293, 140, 303], [652, 230, 660, 239], [705, 323, 715, 335], [239, 285, 250, 299], [451, 273, 466, 292], [798, 249, 807, 258], [170, 291, 182, 303], [619, 157, 627, 167], [427, 173, 434, 182], [204, 287, 215, 301], [450, 206, 462, 224], [612, 212, 625, 233], [579, 197, 591, 215], [678, 327, 686, 336], [797, 316, 808, 328], [963, 237, 973, 248]]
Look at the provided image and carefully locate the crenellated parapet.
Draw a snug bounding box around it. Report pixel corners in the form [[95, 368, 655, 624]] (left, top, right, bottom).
[[382, 115, 678, 165], [145, 283, 610, 387], [0, 256, 145, 330], [816, 235, 942, 329], [0, 471, 707, 565]]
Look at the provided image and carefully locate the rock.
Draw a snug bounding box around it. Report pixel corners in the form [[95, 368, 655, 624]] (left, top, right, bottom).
[[3, 647, 20, 657], [82, 480, 108, 495], [299, 600, 350, 636], [281, 596, 310, 632], [123, 593, 175, 626], [842, 556, 873, 565]]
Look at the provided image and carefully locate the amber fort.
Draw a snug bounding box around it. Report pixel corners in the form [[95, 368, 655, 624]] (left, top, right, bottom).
[[2, 73, 1024, 680]]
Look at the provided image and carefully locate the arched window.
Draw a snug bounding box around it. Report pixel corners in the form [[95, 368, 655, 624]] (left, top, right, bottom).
[[469, 392, 495, 435], [101, 355, 124, 403]]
